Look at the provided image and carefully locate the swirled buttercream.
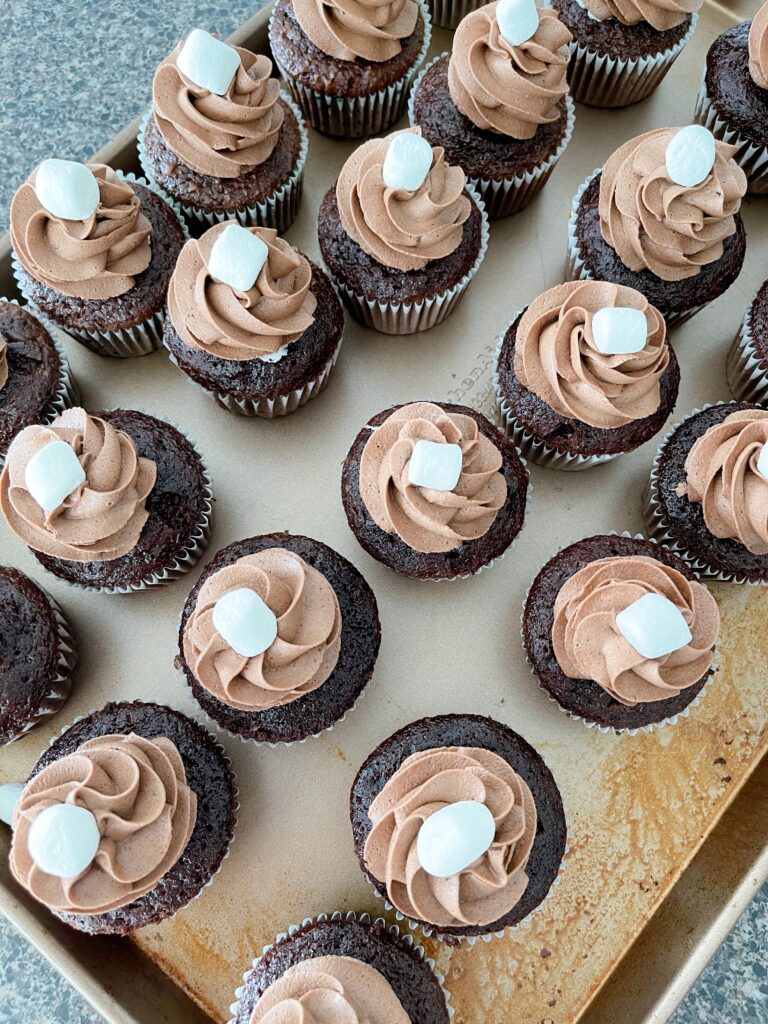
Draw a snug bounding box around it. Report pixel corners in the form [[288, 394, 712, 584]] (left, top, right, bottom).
[[580, 0, 700, 31], [749, 2, 768, 91], [292, 0, 419, 62]]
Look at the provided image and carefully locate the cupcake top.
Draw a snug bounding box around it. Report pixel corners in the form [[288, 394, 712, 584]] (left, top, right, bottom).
[[153, 30, 285, 179], [681, 408, 768, 556], [359, 401, 506, 554], [578, 0, 700, 31], [514, 280, 668, 429], [448, 1, 571, 140], [749, 1, 768, 91], [10, 161, 151, 300], [552, 555, 719, 705], [599, 126, 747, 283], [182, 547, 342, 712], [336, 128, 471, 272], [10, 732, 197, 915], [364, 745, 536, 928], [167, 222, 317, 362], [292, 0, 419, 62], [0, 407, 155, 562]]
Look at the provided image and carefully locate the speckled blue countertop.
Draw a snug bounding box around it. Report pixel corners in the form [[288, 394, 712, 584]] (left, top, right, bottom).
[[0, 2, 766, 1022]]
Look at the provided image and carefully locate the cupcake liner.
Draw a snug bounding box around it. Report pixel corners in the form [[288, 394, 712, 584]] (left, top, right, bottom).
[[409, 60, 575, 219], [11, 173, 190, 359], [726, 291, 768, 404], [694, 72, 768, 196], [566, 13, 697, 108], [270, 0, 432, 138], [137, 93, 309, 234], [227, 910, 454, 1022], [329, 184, 488, 335], [427, 0, 484, 30]]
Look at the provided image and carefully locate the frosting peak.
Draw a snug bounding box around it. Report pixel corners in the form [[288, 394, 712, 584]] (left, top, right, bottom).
[[750, 2, 768, 91], [580, 0, 700, 31], [292, 0, 419, 62], [448, 3, 572, 139]]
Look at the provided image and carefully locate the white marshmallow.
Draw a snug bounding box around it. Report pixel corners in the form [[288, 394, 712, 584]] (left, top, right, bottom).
[[212, 587, 278, 658], [665, 125, 716, 188], [382, 133, 434, 192], [591, 306, 648, 355], [757, 441, 768, 481], [416, 800, 496, 878], [616, 592, 693, 660], [34, 159, 100, 221], [207, 224, 269, 292], [25, 439, 86, 513], [27, 803, 101, 879], [408, 440, 463, 491], [497, 0, 540, 46], [177, 29, 241, 95], [0, 782, 24, 826]]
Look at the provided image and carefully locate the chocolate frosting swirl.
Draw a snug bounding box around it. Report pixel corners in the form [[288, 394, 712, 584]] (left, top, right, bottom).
[[514, 280, 668, 429], [292, 0, 419, 62], [359, 402, 506, 554], [580, 0, 700, 31], [598, 128, 747, 283], [336, 128, 471, 272], [10, 733, 197, 916], [249, 956, 410, 1024], [10, 164, 151, 300], [168, 224, 317, 362], [364, 746, 537, 929], [683, 409, 768, 556], [153, 44, 284, 178], [0, 335, 7, 391], [749, 2, 768, 91], [448, 3, 571, 140], [183, 548, 341, 711], [0, 407, 156, 562], [553, 556, 719, 705]]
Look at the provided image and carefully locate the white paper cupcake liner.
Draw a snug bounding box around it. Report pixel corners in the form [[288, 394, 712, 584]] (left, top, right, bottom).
[[727, 294, 768, 404], [566, 13, 697, 108], [270, 0, 432, 138], [694, 72, 768, 196], [408, 58, 575, 219], [427, 0, 484, 30], [137, 94, 309, 234], [227, 911, 454, 1023]]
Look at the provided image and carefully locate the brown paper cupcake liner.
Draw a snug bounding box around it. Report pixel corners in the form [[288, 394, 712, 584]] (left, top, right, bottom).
[[694, 73, 768, 196], [427, 0, 484, 30], [726, 292, 768, 404]]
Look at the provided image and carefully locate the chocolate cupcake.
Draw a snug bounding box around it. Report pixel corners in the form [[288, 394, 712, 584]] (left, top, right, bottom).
[[410, 2, 575, 219], [229, 912, 452, 1023], [551, 0, 699, 108], [318, 129, 488, 334], [645, 403, 768, 584], [494, 280, 679, 470], [342, 401, 527, 580], [568, 126, 748, 327], [164, 222, 344, 417], [138, 30, 308, 233], [350, 714, 567, 941], [694, 4, 768, 195], [177, 533, 380, 745], [268, 0, 431, 138], [0, 407, 212, 593], [0, 300, 77, 463], [0, 567, 77, 746], [727, 279, 768, 403], [11, 160, 187, 357], [6, 700, 237, 935], [522, 534, 720, 732]]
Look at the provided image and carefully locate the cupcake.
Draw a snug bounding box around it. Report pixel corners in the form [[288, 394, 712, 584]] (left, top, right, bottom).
[[522, 534, 720, 732], [268, 0, 431, 138], [350, 714, 567, 940], [568, 126, 748, 327], [342, 401, 528, 580], [11, 159, 186, 357], [139, 30, 308, 233], [410, 1, 575, 219], [494, 280, 680, 470], [164, 222, 344, 417], [5, 700, 237, 935], [550, 0, 700, 108], [0, 407, 212, 593], [177, 533, 380, 745], [0, 300, 77, 463], [727, 280, 768, 403], [694, 2, 768, 194], [0, 567, 77, 746], [318, 128, 488, 334], [645, 403, 768, 584]]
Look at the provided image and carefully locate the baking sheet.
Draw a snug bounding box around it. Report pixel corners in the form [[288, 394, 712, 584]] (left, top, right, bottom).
[[1, 3, 767, 1023]]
